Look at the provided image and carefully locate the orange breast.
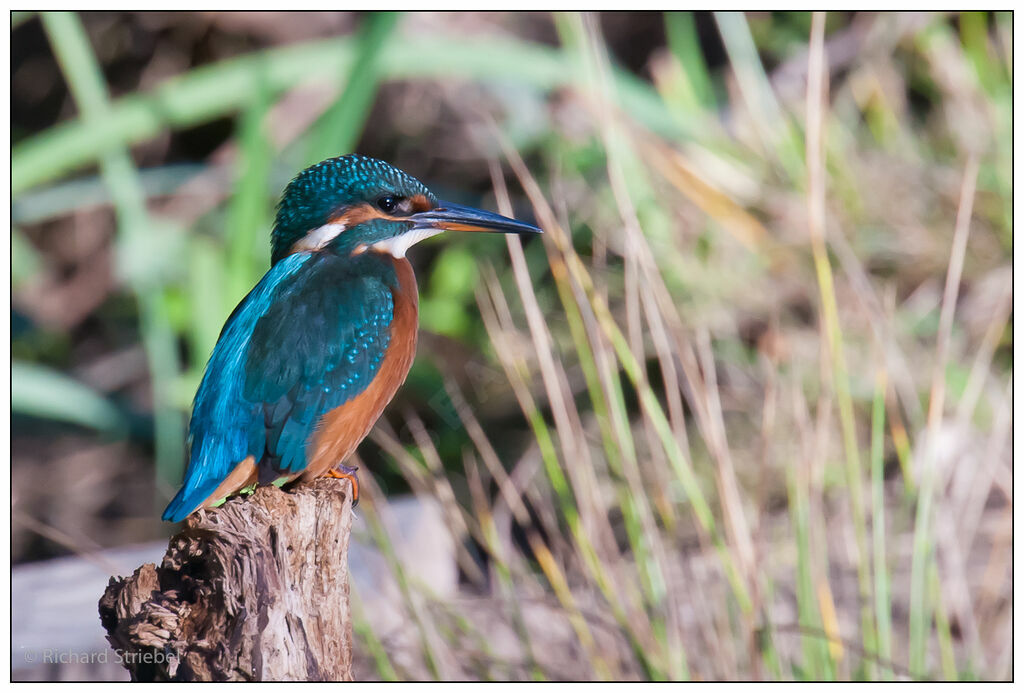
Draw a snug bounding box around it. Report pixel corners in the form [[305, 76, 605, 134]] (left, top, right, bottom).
[[302, 256, 419, 480]]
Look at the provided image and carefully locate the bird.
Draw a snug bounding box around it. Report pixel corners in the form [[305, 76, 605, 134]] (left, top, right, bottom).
[[162, 154, 540, 522]]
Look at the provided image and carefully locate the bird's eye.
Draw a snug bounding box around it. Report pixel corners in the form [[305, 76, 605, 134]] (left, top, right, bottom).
[[377, 196, 400, 213]]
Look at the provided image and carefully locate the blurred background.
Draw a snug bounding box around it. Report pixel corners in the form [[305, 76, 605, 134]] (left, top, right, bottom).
[[11, 11, 1012, 681]]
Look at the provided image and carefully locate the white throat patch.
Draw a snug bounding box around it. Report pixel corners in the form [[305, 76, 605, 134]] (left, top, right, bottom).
[[291, 221, 347, 254], [371, 228, 444, 259]]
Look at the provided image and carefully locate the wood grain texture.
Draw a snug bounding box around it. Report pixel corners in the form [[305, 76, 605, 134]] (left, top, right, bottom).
[[99, 477, 354, 681]]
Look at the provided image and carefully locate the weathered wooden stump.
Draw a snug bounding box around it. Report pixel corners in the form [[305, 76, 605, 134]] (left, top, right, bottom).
[[99, 477, 355, 681]]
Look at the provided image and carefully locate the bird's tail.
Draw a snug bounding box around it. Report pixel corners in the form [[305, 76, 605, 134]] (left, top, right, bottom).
[[161, 478, 219, 523]]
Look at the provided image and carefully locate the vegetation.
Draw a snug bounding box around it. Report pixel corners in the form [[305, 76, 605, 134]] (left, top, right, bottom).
[[12, 11, 1012, 680]]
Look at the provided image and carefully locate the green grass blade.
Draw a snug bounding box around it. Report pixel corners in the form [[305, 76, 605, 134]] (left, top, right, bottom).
[[664, 12, 716, 110], [871, 369, 893, 679], [12, 361, 128, 433], [929, 561, 958, 679], [714, 11, 804, 179], [225, 83, 274, 305], [350, 587, 401, 681], [360, 494, 444, 679], [185, 237, 228, 377], [41, 11, 184, 488], [13, 164, 207, 225], [11, 227, 41, 288], [14, 33, 687, 195], [805, 12, 875, 666], [790, 469, 829, 679], [306, 11, 400, 163]]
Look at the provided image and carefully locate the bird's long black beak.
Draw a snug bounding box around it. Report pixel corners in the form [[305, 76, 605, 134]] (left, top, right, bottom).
[[410, 201, 541, 235]]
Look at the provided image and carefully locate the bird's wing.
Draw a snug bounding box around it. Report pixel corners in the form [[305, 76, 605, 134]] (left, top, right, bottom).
[[242, 260, 393, 475], [162, 253, 393, 521]]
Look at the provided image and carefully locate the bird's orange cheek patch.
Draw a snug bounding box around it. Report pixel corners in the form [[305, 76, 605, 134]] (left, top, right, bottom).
[[332, 199, 433, 226], [410, 194, 432, 213], [292, 199, 434, 258], [329, 203, 379, 227]]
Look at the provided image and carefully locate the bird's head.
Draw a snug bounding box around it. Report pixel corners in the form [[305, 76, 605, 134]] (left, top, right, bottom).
[[271, 154, 540, 265]]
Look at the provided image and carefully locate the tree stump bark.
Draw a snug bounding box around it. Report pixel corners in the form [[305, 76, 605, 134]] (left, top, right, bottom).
[[98, 477, 355, 681]]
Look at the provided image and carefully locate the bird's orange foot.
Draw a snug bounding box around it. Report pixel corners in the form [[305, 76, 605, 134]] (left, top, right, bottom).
[[327, 464, 360, 507]]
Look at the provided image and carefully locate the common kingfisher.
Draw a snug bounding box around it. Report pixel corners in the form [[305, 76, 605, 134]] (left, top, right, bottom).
[[162, 154, 540, 522]]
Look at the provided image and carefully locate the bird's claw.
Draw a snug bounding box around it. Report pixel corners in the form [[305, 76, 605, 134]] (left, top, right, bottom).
[[327, 464, 360, 507]]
